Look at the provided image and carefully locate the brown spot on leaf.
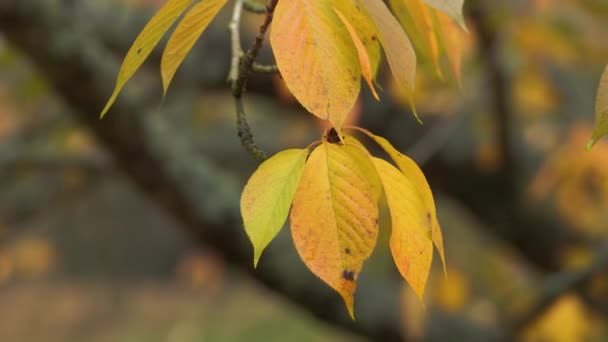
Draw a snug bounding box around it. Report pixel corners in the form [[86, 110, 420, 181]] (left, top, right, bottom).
[[342, 270, 355, 281], [344, 248, 351, 254]]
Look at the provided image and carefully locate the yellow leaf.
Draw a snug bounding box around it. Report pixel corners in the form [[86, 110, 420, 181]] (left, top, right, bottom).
[[241, 149, 308, 267], [358, 0, 418, 119], [352, 127, 446, 275], [342, 135, 383, 201], [372, 157, 433, 300], [270, 0, 361, 129], [423, 0, 467, 30], [101, 0, 193, 117], [334, 9, 380, 100], [290, 142, 379, 318], [588, 65, 608, 150], [332, 0, 382, 97], [161, 0, 228, 94]]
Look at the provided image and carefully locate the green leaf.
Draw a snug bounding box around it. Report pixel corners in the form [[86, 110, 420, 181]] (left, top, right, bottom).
[[161, 0, 228, 94], [100, 0, 192, 118], [241, 149, 308, 267], [588, 65, 608, 150]]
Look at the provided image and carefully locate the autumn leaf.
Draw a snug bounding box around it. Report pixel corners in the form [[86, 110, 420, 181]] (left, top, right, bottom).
[[241, 149, 308, 267], [342, 135, 383, 201], [352, 127, 446, 275], [332, 0, 382, 100], [101, 0, 193, 117], [334, 9, 380, 100], [389, 0, 440, 72], [161, 0, 228, 94], [358, 0, 418, 119], [588, 65, 608, 150], [270, 0, 361, 130], [389, 0, 464, 85], [423, 0, 467, 30], [290, 141, 379, 318], [372, 157, 433, 300]]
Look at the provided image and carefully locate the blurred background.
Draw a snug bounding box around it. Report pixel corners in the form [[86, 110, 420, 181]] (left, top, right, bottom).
[[1, 0, 608, 341]]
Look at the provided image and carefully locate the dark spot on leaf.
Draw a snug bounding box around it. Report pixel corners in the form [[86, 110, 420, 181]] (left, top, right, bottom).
[[326, 128, 341, 144], [371, 35, 377, 41], [137, 48, 142, 54], [342, 270, 355, 281], [344, 248, 351, 254]]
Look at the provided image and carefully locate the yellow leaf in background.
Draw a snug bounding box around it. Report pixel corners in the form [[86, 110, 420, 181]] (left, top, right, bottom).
[[334, 9, 380, 100], [241, 149, 308, 267], [433, 10, 465, 86], [290, 142, 379, 318], [352, 127, 447, 275], [270, 0, 361, 130], [161, 0, 228, 94], [522, 295, 593, 342], [588, 65, 608, 149], [101, 0, 193, 117], [423, 0, 467, 30], [359, 0, 418, 119], [373, 157, 433, 300]]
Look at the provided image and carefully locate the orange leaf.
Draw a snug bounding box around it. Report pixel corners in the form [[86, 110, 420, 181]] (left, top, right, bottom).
[[290, 141, 379, 318], [270, 0, 361, 130]]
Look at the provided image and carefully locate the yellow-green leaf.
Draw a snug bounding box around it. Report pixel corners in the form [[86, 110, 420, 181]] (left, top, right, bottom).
[[334, 9, 380, 100], [358, 0, 418, 118], [423, 0, 467, 30], [290, 142, 379, 318], [588, 65, 608, 150], [101, 0, 193, 117], [353, 127, 446, 275], [161, 0, 228, 94], [372, 157, 433, 300], [241, 149, 308, 267], [270, 0, 361, 130]]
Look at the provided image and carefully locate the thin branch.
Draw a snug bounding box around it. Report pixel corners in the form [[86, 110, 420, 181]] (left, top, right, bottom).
[[228, 0, 279, 161]]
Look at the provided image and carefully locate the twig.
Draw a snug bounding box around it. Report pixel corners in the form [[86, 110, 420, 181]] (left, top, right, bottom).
[[228, 0, 279, 161]]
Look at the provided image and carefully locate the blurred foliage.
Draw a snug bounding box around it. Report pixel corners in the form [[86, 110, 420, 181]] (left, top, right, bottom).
[[1, 0, 608, 340]]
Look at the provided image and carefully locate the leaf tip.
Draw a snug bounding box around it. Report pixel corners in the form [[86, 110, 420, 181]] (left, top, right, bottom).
[[586, 138, 597, 151]]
